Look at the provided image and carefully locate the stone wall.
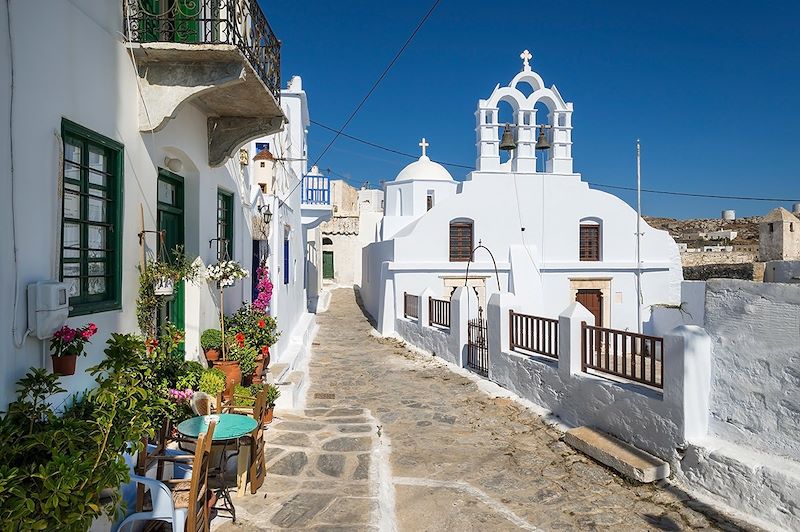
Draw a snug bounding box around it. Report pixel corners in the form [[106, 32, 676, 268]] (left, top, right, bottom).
[[704, 279, 800, 462], [680, 251, 756, 267], [683, 263, 760, 281]]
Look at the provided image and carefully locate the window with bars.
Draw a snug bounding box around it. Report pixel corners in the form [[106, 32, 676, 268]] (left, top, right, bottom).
[[449, 220, 473, 262], [579, 224, 601, 261], [60, 120, 124, 315], [217, 190, 233, 260]]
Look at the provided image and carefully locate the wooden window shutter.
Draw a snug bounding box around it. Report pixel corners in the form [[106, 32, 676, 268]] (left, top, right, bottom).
[[449, 221, 473, 262], [579, 224, 600, 261]]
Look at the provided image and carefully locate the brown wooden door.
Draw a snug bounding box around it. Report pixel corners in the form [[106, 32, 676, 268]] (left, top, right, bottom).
[[576, 289, 603, 327]]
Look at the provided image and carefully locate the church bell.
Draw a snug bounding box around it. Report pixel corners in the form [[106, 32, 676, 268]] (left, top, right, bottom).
[[499, 124, 517, 151], [535, 126, 551, 151]]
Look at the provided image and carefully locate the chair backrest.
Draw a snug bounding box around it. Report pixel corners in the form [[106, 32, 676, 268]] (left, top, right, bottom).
[[190, 392, 213, 416], [187, 421, 216, 532], [249, 388, 268, 494]]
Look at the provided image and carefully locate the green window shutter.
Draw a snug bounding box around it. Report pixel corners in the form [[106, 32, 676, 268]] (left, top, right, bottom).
[[60, 119, 124, 316], [216, 189, 234, 260]]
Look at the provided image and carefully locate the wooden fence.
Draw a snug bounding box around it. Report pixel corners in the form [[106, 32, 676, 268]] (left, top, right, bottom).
[[403, 293, 419, 319], [581, 323, 663, 388], [428, 297, 451, 329], [509, 310, 559, 359]]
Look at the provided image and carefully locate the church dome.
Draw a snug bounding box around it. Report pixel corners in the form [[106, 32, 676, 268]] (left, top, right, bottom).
[[395, 155, 454, 182]]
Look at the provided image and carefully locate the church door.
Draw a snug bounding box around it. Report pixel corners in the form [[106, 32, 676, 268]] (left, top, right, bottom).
[[576, 289, 603, 327], [322, 251, 334, 279]]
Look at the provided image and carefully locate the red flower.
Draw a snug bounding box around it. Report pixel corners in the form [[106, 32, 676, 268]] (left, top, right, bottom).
[[235, 332, 245, 347], [258, 320, 266, 329], [261, 345, 269, 355]]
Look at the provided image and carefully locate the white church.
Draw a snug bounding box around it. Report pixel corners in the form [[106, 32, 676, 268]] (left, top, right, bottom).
[[360, 51, 682, 335]]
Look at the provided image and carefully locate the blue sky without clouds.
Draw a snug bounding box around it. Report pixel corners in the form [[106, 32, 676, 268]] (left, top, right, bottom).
[[262, 0, 799, 219]]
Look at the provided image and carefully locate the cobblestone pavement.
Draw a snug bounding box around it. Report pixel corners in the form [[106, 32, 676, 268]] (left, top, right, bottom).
[[219, 288, 757, 531]]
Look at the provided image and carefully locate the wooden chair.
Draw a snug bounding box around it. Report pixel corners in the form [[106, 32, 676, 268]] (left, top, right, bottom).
[[116, 421, 217, 532], [221, 387, 268, 495]]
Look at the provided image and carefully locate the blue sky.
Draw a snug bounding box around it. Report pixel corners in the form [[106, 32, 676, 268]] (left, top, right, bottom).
[[263, 0, 799, 219]]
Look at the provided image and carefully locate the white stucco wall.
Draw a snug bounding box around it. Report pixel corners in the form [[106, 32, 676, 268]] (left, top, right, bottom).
[[0, 0, 255, 406], [650, 280, 706, 337], [704, 279, 800, 462]]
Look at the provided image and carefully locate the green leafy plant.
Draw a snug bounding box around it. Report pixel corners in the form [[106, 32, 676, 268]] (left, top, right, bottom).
[[232, 385, 255, 407], [174, 361, 204, 390], [227, 337, 257, 376], [200, 329, 222, 352], [198, 368, 226, 396], [0, 334, 171, 530], [226, 303, 281, 350], [265, 383, 281, 409], [136, 246, 200, 337]]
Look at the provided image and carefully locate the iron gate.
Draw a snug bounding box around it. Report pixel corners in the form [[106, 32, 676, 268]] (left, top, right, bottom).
[[467, 309, 489, 376]]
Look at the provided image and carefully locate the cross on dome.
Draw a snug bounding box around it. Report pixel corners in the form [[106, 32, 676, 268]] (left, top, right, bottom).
[[418, 138, 429, 158], [520, 49, 532, 70]]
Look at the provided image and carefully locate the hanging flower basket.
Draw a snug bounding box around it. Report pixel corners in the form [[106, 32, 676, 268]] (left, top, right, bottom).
[[50, 323, 98, 376], [52, 352, 78, 376]]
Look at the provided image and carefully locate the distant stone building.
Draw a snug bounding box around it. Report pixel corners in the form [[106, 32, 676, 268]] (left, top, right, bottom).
[[319, 181, 384, 286], [759, 208, 800, 261]]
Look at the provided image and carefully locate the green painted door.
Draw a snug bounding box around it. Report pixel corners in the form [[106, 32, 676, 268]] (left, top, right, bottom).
[[157, 170, 185, 329], [322, 251, 334, 279]]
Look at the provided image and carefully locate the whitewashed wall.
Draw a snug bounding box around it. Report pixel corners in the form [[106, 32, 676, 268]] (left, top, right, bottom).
[[704, 279, 800, 461], [0, 0, 252, 406]]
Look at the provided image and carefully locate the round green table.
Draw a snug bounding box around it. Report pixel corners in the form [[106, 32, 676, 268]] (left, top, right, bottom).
[[176, 413, 258, 522], [177, 413, 257, 441]]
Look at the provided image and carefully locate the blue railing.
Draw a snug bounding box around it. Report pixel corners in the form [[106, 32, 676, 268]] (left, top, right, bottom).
[[302, 173, 330, 205]]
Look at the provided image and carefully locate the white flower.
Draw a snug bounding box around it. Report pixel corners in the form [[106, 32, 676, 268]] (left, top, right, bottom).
[[206, 260, 249, 287]]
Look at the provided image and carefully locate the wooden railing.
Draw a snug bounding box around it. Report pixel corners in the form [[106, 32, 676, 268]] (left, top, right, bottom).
[[403, 293, 419, 320], [428, 297, 451, 329], [509, 310, 559, 359], [581, 323, 663, 389]]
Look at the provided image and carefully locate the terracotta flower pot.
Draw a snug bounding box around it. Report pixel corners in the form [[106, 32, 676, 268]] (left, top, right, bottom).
[[215, 360, 242, 400], [205, 348, 221, 364], [252, 348, 270, 384], [52, 354, 78, 376], [264, 407, 274, 424]]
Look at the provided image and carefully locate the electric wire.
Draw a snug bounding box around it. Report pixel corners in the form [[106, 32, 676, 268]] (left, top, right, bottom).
[[310, 120, 799, 204], [274, 0, 442, 207]]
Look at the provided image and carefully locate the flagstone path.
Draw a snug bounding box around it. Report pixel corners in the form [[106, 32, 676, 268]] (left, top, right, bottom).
[[218, 288, 758, 531]]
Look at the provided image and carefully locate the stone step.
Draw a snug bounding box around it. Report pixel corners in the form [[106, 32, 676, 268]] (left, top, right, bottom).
[[563, 426, 670, 483], [268, 363, 290, 382]]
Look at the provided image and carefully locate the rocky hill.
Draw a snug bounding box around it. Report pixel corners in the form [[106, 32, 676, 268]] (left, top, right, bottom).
[[644, 216, 761, 247]]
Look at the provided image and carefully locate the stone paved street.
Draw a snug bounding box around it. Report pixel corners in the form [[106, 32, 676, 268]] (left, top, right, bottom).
[[219, 288, 756, 531]]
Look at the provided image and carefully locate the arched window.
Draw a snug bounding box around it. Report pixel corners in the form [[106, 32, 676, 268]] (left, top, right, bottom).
[[322, 237, 333, 246], [449, 220, 473, 262], [579, 219, 601, 261]]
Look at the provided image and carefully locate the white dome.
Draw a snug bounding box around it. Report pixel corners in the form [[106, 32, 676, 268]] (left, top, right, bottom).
[[394, 155, 454, 182]]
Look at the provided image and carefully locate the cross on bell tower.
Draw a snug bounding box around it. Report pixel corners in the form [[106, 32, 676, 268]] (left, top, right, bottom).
[[520, 49, 532, 70], [418, 138, 429, 158]]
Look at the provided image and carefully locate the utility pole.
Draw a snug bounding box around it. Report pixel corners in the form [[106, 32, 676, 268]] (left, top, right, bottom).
[[635, 139, 643, 334]]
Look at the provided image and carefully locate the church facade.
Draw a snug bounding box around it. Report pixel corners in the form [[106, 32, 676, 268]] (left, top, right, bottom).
[[360, 51, 682, 336]]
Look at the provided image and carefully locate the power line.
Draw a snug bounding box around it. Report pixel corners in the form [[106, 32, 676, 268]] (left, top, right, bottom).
[[310, 120, 799, 203], [592, 184, 799, 203], [311, 119, 474, 170], [310, 0, 442, 168]]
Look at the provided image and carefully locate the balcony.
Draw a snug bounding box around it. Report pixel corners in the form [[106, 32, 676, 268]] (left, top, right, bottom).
[[123, 0, 285, 166], [301, 167, 332, 228]]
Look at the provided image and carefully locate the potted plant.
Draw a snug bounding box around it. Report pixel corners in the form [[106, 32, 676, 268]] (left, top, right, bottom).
[[223, 332, 257, 394], [264, 384, 280, 424], [198, 367, 226, 402], [206, 260, 249, 396], [200, 329, 223, 363], [49, 323, 97, 375], [227, 303, 280, 384], [137, 246, 200, 338]]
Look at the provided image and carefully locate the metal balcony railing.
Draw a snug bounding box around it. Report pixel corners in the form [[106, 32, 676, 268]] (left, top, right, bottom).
[[302, 173, 331, 205], [123, 0, 281, 101]]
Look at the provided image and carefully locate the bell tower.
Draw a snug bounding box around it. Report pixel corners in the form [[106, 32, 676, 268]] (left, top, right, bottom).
[[475, 50, 574, 175]]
